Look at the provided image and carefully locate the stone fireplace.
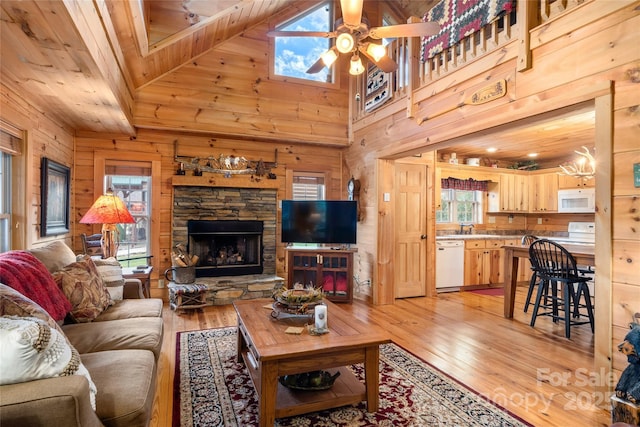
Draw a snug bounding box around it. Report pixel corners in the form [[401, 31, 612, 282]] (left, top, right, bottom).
[[187, 219, 263, 277], [171, 185, 282, 305]]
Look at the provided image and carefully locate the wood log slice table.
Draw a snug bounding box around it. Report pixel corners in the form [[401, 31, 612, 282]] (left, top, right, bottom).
[[233, 298, 390, 426]]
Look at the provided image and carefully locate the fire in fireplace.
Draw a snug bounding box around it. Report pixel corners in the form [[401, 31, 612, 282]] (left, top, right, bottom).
[[187, 220, 263, 277]]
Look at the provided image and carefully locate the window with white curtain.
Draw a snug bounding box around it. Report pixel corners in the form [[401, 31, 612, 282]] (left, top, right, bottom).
[[292, 173, 326, 200], [0, 125, 22, 253], [0, 151, 10, 253]]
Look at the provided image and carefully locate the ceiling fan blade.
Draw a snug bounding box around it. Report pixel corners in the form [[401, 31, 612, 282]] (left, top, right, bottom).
[[266, 30, 336, 38], [306, 58, 326, 74], [340, 0, 363, 28], [368, 21, 440, 39], [358, 46, 398, 73]]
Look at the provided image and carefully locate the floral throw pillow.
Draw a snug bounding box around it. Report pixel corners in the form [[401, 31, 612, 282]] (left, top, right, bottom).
[[53, 257, 112, 322]]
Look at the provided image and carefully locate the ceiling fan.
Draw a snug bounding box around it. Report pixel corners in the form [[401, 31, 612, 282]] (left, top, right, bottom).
[[267, 0, 440, 75]]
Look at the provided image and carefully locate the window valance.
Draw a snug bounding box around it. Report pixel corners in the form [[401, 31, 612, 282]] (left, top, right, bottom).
[[441, 177, 490, 191]]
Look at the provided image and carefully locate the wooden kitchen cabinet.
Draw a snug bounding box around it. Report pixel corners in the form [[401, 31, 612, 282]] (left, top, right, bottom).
[[528, 172, 559, 212], [286, 248, 353, 303], [558, 174, 595, 189], [463, 240, 504, 286], [488, 172, 528, 213], [500, 173, 528, 212]]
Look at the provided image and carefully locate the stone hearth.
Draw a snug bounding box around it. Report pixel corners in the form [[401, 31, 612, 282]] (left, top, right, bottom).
[[171, 185, 280, 304], [197, 274, 284, 305]]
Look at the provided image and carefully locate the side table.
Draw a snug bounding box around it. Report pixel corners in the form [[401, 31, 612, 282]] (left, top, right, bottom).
[[122, 266, 153, 298]]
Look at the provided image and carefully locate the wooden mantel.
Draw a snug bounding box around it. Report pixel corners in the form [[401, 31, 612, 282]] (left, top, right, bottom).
[[171, 175, 281, 189]]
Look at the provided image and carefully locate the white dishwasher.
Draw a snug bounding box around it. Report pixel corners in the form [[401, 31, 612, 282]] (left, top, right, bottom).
[[436, 240, 465, 290]]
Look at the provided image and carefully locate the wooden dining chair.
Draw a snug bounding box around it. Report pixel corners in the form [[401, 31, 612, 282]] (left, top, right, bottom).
[[528, 239, 594, 339], [521, 234, 540, 313]]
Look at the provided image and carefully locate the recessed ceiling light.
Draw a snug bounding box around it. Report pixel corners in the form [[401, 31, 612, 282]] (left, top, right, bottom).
[[528, 153, 538, 158], [486, 147, 497, 153]]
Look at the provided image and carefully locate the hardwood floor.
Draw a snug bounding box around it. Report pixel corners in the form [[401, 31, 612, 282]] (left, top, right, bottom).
[[149, 288, 612, 427]]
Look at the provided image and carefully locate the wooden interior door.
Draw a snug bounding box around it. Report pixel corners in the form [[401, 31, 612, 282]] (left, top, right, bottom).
[[394, 163, 427, 298]]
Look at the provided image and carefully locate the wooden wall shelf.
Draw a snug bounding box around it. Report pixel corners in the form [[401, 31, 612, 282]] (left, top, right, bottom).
[[171, 175, 281, 189]]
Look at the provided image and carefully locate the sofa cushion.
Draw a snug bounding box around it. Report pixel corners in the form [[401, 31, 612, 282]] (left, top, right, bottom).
[[92, 257, 125, 302], [81, 350, 157, 427], [62, 317, 164, 359], [0, 376, 103, 427], [94, 298, 163, 322], [0, 316, 97, 410], [0, 251, 72, 322], [28, 240, 77, 273], [53, 257, 112, 322]]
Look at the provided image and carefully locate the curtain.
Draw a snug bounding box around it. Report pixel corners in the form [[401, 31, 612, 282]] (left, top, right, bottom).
[[441, 177, 490, 191]]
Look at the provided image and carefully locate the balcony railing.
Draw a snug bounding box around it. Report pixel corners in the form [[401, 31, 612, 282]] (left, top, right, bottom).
[[351, 0, 585, 122]]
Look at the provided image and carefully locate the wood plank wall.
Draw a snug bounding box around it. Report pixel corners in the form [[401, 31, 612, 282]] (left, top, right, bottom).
[[74, 128, 346, 298], [0, 82, 76, 249], [343, 0, 639, 388], [131, 11, 351, 146], [611, 75, 640, 373]]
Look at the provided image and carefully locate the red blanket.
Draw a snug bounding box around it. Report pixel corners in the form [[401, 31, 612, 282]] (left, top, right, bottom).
[[0, 251, 71, 322]]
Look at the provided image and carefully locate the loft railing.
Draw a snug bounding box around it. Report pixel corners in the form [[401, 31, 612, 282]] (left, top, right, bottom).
[[419, 11, 517, 84], [351, 0, 585, 122]]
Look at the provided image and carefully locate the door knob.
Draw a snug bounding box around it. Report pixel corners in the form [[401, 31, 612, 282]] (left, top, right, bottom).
[[420, 235, 427, 239]]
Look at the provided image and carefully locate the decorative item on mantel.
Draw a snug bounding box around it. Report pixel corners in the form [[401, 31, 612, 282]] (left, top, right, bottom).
[[174, 142, 278, 181]]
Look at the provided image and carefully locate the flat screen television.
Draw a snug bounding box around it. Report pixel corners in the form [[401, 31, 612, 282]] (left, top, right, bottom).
[[281, 200, 357, 244]]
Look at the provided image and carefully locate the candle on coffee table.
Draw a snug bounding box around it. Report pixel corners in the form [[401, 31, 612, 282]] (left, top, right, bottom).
[[315, 304, 327, 331]]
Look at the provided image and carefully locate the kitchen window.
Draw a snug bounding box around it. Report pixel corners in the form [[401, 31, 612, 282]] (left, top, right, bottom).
[[436, 189, 483, 224]]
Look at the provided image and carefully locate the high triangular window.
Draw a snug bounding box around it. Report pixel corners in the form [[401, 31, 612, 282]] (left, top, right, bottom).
[[273, 2, 333, 83]]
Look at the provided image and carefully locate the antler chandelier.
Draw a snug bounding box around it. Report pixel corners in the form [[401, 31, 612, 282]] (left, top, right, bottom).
[[559, 146, 596, 180]]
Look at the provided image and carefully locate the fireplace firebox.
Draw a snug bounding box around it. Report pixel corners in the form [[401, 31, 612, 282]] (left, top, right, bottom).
[[187, 220, 263, 277]]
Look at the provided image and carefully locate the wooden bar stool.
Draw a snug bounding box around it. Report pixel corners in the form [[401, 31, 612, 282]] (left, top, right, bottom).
[[528, 239, 594, 339]]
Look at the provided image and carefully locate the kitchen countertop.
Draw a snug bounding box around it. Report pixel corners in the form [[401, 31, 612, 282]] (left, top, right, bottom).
[[436, 234, 523, 240], [435, 234, 595, 246]]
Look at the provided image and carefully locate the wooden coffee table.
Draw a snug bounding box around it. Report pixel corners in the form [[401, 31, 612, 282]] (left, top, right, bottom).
[[233, 298, 390, 427]]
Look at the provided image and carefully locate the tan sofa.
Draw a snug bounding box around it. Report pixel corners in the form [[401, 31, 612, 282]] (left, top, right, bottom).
[[0, 241, 164, 427]]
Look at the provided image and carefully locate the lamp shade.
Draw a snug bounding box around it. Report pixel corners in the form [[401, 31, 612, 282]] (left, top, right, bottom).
[[336, 32, 355, 54], [80, 189, 135, 225], [349, 54, 365, 75]]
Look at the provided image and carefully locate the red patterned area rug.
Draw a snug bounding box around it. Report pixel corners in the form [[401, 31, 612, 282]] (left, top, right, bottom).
[[173, 327, 531, 426]]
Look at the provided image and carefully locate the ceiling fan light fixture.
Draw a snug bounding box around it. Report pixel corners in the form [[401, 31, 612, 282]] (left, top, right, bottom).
[[321, 49, 338, 67], [349, 54, 365, 75], [336, 32, 355, 53], [366, 43, 386, 62]]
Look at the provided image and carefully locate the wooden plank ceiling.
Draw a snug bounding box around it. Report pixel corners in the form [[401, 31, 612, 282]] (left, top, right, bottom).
[[0, 0, 596, 166]]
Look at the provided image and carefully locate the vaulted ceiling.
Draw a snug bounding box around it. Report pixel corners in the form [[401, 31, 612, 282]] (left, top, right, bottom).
[[0, 0, 426, 135], [0, 0, 596, 167]]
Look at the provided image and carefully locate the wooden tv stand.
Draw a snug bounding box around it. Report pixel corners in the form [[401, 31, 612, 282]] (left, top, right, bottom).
[[286, 247, 356, 303]]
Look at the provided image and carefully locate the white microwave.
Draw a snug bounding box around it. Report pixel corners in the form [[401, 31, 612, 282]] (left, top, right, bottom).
[[558, 188, 595, 213]]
